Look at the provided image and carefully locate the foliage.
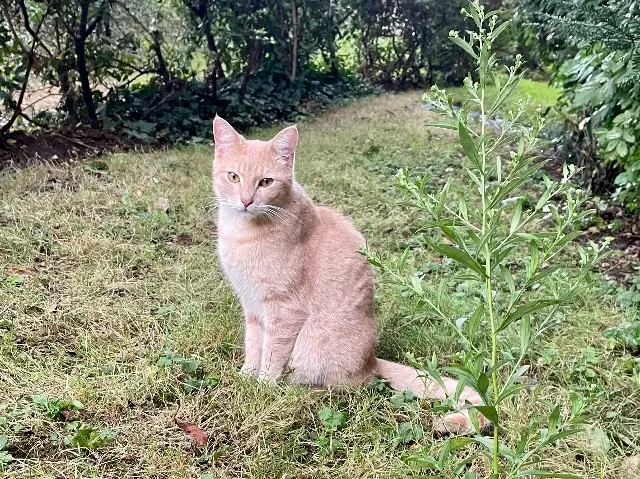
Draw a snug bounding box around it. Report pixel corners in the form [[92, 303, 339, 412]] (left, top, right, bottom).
[[100, 72, 365, 143], [68, 423, 117, 450], [522, 0, 640, 211], [618, 277, 640, 311], [0, 435, 12, 465], [316, 407, 347, 453], [605, 321, 640, 352], [157, 350, 220, 393], [31, 395, 83, 421], [0, 0, 518, 142], [366, 2, 610, 477]]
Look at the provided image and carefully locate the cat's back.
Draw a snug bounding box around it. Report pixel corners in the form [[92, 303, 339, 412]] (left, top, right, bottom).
[[312, 205, 371, 285], [314, 205, 365, 248]]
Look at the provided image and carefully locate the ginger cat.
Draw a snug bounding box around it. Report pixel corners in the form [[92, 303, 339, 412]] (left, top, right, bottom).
[[212, 116, 487, 434]]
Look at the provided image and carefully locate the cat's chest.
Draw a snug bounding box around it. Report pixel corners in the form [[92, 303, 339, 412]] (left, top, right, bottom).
[[218, 235, 291, 309]]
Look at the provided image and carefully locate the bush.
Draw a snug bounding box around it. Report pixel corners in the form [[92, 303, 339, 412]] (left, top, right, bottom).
[[523, 0, 640, 211], [0, 0, 514, 142], [100, 70, 368, 142], [366, 2, 610, 476]]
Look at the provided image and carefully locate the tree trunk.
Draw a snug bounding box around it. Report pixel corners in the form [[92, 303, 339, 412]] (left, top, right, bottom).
[[151, 29, 171, 87], [58, 56, 78, 125], [291, 0, 298, 81], [76, 0, 98, 129], [239, 38, 261, 102]]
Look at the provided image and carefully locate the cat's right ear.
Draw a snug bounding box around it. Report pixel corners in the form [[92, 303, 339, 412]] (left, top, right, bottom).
[[213, 115, 243, 156]]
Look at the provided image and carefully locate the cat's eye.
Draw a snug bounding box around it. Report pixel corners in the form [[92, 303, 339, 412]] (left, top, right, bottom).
[[259, 178, 273, 187], [228, 172, 240, 183]]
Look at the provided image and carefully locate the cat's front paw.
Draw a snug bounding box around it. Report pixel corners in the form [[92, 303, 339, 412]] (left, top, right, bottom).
[[256, 370, 279, 384], [239, 363, 259, 378]]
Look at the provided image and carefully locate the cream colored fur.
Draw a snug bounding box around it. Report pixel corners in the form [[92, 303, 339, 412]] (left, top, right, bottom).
[[212, 116, 487, 434]]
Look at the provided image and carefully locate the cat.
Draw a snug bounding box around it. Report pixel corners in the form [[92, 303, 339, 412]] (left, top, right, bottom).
[[212, 116, 487, 435]]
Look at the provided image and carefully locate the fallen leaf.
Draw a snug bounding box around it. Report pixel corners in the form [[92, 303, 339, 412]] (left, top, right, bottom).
[[7, 266, 35, 276], [176, 420, 208, 446]]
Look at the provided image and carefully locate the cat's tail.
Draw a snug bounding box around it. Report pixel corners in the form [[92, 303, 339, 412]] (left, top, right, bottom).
[[375, 358, 489, 435]]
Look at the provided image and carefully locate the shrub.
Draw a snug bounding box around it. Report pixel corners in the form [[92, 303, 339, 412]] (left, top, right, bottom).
[[366, 2, 610, 476], [523, 0, 640, 211], [100, 70, 368, 143]]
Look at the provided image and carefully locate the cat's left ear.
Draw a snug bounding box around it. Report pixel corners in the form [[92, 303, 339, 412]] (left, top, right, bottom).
[[270, 125, 298, 167]]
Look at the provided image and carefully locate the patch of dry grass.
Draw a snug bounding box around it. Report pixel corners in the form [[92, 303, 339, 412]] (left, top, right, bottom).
[[0, 91, 638, 478]]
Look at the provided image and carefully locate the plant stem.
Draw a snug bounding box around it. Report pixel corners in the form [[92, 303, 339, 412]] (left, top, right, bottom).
[[477, 28, 500, 476]]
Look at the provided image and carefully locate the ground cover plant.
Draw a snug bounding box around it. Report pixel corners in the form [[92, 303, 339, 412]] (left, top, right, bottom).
[[0, 89, 639, 478]]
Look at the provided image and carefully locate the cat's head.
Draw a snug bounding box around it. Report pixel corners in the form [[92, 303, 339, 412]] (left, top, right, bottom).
[[212, 116, 297, 218]]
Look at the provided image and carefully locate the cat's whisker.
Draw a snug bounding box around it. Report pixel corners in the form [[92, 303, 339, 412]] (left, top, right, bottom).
[[258, 206, 297, 232], [261, 206, 292, 223], [264, 205, 303, 224]]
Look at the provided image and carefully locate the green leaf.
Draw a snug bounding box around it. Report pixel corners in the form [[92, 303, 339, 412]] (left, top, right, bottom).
[[520, 317, 531, 353], [398, 247, 411, 271], [411, 275, 424, 295], [395, 422, 423, 444], [475, 405, 499, 425], [467, 302, 484, 338], [510, 200, 523, 234], [459, 197, 468, 221], [476, 372, 489, 398], [543, 428, 584, 445], [70, 425, 117, 450], [438, 439, 452, 469], [449, 436, 475, 451], [425, 120, 457, 130], [471, 435, 516, 460], [179, 358, 200, 375], [0, 435, 7, 450], [157, 356, 173, 368], [500, 265, 516, 307], [548, 405, 560, 432], [449, 36, 479, 60], [528, 241, 539, 279], [0, 451, 13, 465], [488, 73, 522, 118], [497, 300, 565, 333], [490, 19, 512, 40], [319, 408, 346, 431], [432, 243, 487, 278], [529, 265, 561, 284], [458, 121, 481, 170]]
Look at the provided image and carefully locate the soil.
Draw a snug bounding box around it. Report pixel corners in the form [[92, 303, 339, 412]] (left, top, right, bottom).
[[0, 127, 135, 170], [582, 204, 640, 284], [544, 149, 640, 284]]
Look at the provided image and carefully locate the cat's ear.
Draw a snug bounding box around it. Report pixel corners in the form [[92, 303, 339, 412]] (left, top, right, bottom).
[[213, 115, 243, 155], [270, 125, 298, 167]]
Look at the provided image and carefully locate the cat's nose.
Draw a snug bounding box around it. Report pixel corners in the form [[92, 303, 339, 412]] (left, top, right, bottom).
[[242, 198, 254, 208]]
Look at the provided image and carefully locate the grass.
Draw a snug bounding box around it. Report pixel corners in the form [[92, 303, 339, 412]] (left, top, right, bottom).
[[0, 90, 638, 478], [447, 77, 562, 121]]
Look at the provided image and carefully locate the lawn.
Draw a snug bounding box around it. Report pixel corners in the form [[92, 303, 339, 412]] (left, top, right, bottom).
[[0, 88, 638, 478]]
